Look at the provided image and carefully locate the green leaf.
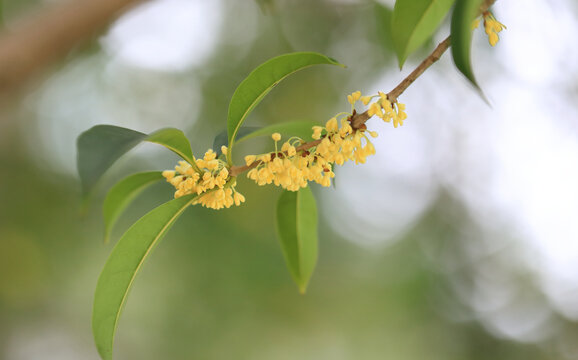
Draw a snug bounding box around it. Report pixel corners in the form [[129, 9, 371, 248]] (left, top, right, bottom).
[[77, 125, 146, 196], [146, 128, 196, 166], [226, 52, 344, 165], [214, 121, 318, 157], [237, 121, 317, 144], [276, 187, 319, 294], [92, 194, 197, 360], [213, 126, 261, 156], [77, 125, 195, 197], [450, 0, 485, 92], [392, 0, 456, 68], [103, 171, 165, 244]]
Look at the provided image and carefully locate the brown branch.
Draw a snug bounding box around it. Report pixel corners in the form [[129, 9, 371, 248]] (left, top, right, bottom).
[[0, 0, 146, 97], [229, 0, 497, 177]]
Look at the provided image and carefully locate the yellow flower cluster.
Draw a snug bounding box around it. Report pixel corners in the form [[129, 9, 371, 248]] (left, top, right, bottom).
[[162, 148, 245, 210], [349, 91, 407, 128], [244, 94, 386, 192], [483, 12, 506, 46]]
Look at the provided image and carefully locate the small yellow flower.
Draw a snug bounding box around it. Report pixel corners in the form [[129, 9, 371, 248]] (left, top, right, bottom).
[[245, 155, 256, 166], [347, 91, 361, 105], [221, 145, 228, 155], [483, 12, 506, 47], [312, 126, 323, 140], [325, 117, 338, 132], [272, 133, 281, 141], [368, 103, 383, 118], [360, 95, 372, 105], [233, 192, 245, 206]]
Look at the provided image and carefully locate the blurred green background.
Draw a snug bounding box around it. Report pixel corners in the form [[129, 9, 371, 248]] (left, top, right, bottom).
[[1, 0, 578, 359]]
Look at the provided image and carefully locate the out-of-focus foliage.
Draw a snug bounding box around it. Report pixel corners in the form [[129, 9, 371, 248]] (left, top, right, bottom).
[[1, 0, 578, 359]]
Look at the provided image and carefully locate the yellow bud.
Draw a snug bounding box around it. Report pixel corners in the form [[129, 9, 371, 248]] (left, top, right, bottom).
[[312, 126, 323, 140], [203, 149, 216, 161], [360, 96, 372, 105], [326, 117, 338, 132], [347, 91, 361, 105], [245, 155, 256, 166], [272, 133, 281, 141], [162, 170, 176, 180], [489, 32, 499, 46], [221, 146, 228, 155]]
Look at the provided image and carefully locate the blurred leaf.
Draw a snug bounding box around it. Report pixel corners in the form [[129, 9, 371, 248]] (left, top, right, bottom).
[[93, 194, 197, 360], [392, 0, 456, 68], [276, 187, 318, 294], [213, 126, 261, 156], [255, 0, 275, 14], [103, 171, 165, 244], [214, 121, 317, 157], [226, 52, 344, 164], [77, 125, 195, 198], [236, 120, 317, 143], [374, 2, 395, 52], [450, 0, 486, 96]]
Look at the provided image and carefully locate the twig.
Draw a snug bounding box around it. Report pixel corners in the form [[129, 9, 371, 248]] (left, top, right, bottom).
[[230, 0, 497, 177]]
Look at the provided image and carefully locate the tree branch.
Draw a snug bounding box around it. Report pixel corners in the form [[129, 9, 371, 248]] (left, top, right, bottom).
[[0, 0, 146, 97], [230, 0, 496, 177]]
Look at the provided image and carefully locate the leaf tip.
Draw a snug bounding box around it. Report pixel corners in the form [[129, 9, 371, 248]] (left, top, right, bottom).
[[327, 56, 346, 68]]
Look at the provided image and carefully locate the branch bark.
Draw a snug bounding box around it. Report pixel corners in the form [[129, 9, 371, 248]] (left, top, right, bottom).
[[0, 0, 146, 96]]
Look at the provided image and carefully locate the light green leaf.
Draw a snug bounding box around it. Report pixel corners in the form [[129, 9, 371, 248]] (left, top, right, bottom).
[[450, 0, 485, 92], [226, 52, 344, 165], [276, 187, 319, 294], [77, 125, 196, 197], [103, 171, 165, 244], [392, 0, 456, 68], [146, 128, 196, 166], [93, 194, 197, 360]]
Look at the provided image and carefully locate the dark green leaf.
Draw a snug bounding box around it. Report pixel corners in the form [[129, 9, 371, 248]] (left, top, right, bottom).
[[103, 171, 165, 244], [392, 0, 456, 68], [77, 125, 146, 196], [276, 187, 318, 294], [77, 125, 195, 197], [213, 126, 261, 156], [450, 0, 485, 93], [226, 52, 344, 164], [93, 194, 197, 360]]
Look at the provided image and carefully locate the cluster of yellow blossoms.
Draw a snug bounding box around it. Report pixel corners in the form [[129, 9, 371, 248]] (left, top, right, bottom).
[[352, 91, 407, 128], [244, 91, 405, 191], [162, 148, 245, 210], [483, 12, 505, 47], [474, 12, 506, 47], [163, 91, 406, 209]]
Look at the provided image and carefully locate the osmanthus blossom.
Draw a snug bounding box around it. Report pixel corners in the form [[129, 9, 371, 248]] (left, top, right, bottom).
[[162, 92, 407, 209]]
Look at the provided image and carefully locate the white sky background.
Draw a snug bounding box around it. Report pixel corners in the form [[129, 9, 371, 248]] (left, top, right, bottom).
[[17, 0, 578, 350]]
